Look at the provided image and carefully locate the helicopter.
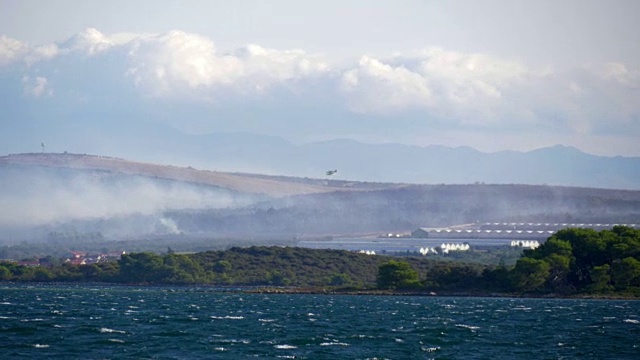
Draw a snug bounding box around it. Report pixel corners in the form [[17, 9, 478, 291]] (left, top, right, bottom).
[[326, 169, 338, 176]]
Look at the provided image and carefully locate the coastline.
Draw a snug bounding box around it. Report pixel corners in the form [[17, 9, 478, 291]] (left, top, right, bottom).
[[239, 286, 640, 300], [2, 281, 638, 300]]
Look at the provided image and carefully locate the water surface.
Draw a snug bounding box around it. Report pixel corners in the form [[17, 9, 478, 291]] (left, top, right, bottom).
[[1, 284, 638, 359]]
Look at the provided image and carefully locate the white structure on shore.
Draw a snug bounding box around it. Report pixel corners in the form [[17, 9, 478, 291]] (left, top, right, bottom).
[[440, 243, 470, 254], [419, 243, 470, 255], [510, 240, 540, 249], [358, 250, 376, 255], [419, 247, 438, 255]]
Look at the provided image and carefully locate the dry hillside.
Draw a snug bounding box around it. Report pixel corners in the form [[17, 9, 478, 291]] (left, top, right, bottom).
[[0, 153, 351, 197]]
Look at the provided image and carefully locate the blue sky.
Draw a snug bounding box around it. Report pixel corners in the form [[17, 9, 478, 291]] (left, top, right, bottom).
[[1, 0, 639, 157]]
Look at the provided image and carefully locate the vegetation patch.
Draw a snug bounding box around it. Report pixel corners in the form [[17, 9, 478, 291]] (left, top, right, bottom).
[[1, 227, 639, 298]]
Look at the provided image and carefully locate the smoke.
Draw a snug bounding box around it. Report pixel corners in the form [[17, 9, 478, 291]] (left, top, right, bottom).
[[156, 217, 180, 235], [0, 166, 257, 229]]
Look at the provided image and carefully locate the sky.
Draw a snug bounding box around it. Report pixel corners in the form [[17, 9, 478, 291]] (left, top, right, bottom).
[[1, 0, 639, 157]]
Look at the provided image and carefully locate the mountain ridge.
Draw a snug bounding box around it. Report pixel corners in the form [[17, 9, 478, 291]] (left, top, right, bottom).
[[3, 116, 639, 189]]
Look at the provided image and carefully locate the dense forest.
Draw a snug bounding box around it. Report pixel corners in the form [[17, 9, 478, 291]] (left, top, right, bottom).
[[1, 227, 639, 297]]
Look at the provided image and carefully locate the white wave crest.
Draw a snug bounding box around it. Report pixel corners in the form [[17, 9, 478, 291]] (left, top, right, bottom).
[[320, 342, 349, 346], [422, 346, 440, 352], [456, 324, 480, 331], [99, 327, 126, 334], [210, 315, 244, 320]]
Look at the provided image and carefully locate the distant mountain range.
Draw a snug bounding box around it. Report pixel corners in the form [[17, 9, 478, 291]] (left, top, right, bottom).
[[116, 134, 640, 190], [2, 120, 639, 190]]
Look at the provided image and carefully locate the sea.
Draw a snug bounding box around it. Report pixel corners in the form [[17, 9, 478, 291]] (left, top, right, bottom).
[[1, 284, 639, 359]]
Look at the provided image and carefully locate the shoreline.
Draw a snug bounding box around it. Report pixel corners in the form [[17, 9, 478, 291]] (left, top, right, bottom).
[[2, 282, 638, 300], [241, 286, 640, 300]]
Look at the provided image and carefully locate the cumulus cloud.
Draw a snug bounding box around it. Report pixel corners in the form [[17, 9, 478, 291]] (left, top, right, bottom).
[[22, 76, 52, 97], [340, 56, 433, 113], [0, 28, 639, 156], [0, 35, 60, 67], [2, 28, 330, 99], [600, 62, 640, 88], [339, 48, 530, 124], [338, 48, 640, 142], [61, 27, 116, 55], [0, 35, 29, 66], [126, 31, 329, 98]]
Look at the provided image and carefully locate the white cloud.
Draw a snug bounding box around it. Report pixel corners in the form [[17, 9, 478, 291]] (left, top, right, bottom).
[[340, 56, 432, 113], [0, 35, 64, 67], [126, 30, 229, 96], [338, 48, 640, 142], [1, 28, 639, 156], [2, 28, 331, 101], [339, 48, 530, 124], [126, 31, 329, 98], [600, 62, 640, 88], [233, 44, 329, 86], [52, 28, 137, 57], [22, 76, 52, 97], [28, 43, 60, 62], [555, 63, 640, 134], [63, 27, 115, 55], [0, 30, 99, 67], [0, 35, 29, 65]]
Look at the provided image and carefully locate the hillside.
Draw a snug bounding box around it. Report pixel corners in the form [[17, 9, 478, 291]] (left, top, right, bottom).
[[1, 152, 639, 245], [0, 153, 355, 197], [5, 122, 640, 189]]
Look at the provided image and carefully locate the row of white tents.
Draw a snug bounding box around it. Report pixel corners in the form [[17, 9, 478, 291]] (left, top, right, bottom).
[[359, 240, 539, 256], [358, 250, 376, 255], [483, 222, 637, 228], [420, 243, 471, 255], [510, 240, 540, 249], [427, 229, 555, 234]]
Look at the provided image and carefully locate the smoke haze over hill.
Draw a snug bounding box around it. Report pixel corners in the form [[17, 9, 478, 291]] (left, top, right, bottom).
[[1, 154, 639, 245]]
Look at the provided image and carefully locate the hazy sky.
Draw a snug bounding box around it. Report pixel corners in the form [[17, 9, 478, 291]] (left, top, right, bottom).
[[1, 0, 639, 157]]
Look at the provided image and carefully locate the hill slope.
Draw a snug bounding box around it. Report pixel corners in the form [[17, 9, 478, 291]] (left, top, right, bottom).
[[1, 153, 639, 243], [0, 153, 351, 197]]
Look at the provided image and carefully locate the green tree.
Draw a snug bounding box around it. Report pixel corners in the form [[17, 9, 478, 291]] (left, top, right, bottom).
[[543, 253, 573, 293], [0, 265, 12, 280], [481, 265, 511, 292], [118, 252, 165, 283], [328, 273, 352, 286], [78, 264, 102, 280], [266, 270, 290, 286], [163, 254, 206, 284], [213, 260, 232, 274], [33, 267, 53, 281], [611, 257, 640, 290], [510, 257, 550, 292], [586, 264, 613, 293], [554, 228, 607, 285], [376, 260, 421, 290], [608, 226, 640, 260]]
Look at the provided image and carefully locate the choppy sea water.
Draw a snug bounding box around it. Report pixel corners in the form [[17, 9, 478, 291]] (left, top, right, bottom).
[[1, 284, 639, 359]]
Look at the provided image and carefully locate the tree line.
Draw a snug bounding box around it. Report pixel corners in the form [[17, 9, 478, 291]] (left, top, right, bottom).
[[1, 227, 638, 297]]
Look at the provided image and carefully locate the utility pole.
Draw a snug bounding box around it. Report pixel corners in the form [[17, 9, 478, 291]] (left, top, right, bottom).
[[41, 142, 45, 153]]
